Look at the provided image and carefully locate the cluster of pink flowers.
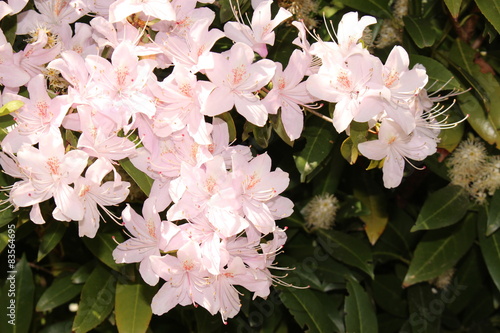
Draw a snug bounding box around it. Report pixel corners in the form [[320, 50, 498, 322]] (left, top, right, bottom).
[[0, 0, 458, 322]]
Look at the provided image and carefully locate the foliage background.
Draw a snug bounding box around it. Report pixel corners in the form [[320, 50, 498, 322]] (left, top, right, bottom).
[[1, 0, 500, 332]]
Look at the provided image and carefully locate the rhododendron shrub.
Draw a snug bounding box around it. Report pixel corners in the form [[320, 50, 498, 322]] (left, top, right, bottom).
[[1, 0, 500, 332]]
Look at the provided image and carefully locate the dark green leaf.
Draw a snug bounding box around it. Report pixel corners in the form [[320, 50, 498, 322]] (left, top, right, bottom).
[[72, 265, 117, 333], [403, 214, 476, 286], [411, 185, 470, 231], [409, 55, 463, 92], [444, 0, 462, 18], [403, 16, 437, 48], [447, 247, 484, 314], [82, 231, 125, 272], [119, 158, 153, 196], [36, 274, 83, 312], [478, 210, 500, 291], [71, 262, 96, 285], [475, 0, 500, 34], [37, 222, 67, 262], [0, 254, 35, 333], [486, 190, 500, 236], [406, 284, 441, 333], [294, 117, 335, 182], [345, 277, 378, 333], [372, 274, 408, 318], [115, 282, 155, 333], [373, 209, 421, 263], [318, 229, 374, 278], [278, 287, 336, 333], [339, 0, 392, 18]]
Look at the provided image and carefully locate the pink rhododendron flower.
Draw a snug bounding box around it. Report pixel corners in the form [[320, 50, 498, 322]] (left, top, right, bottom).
[[224, 0, 292, 57], [203, 42, 276, 127], [358, 119, 429, 188]]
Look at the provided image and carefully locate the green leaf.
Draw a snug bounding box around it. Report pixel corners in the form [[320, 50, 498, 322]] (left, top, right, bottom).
[[444, 0, 462, 18], [0, 14, 17, 45], [216, 112, 237, 142], [406, 284, 441, 333], [437, 109, 466, 152], [373, 209, 421, 263], [478, 210, 500, 291], [270, 111, 294, 147], [411, 185, 470, 231], [218, 0, 250, 23], [71, 262, 96, 285], [340, 137, 357, 164], [252, 122, 273, 149], [403, 214, 476, 287], [0, 101, 24, 117], [354, 181, 388, 245], [372, 274, 408, 318], [458, 92, 499, 145], [345, 277, 378, 333], [339, 0, 392, 18], [486, 190, 500, 236], [294, 117, 335, 182], [409, 55, 463, 92], [119, 158, 153, 196], [403, 16, 437, 48], [72, 265, 117, 333], [0, 254, 35, 333], [82, 231, 125, 272], [449, 39, 500, 147], [115, 282, 155, 333], [475, 0, 500, 34], [278, 287, 335, 333], [37, 222, 67, 261], [318, 229, 374, 278], [36, 274, 83, 312]]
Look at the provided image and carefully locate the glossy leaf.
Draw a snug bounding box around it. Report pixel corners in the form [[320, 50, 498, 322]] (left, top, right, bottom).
[[444, 0, 462, 18], [449, 39, 500, 147], [115, 282, 155, 333], [278, 287, 335, 333], [37, 221, 67, 262], [345, 276, 378, 333], [403, 215, 476, 287], [318, 229, 374, 278], [71, 262, 96, 285], [294, 117, 335, 182], [82, 231, 125, 272], [486, 189, 500, 236], [411, 184, 470, 231], [475, 0, 500, 34], [403, 16, 437, 48], [478, 211, 500, 292], [36, 274, 82, 312], [339, 0, 392, 18], [410, 55, 463, 92], [0, 254, 35, 333], [119, 158, 153, 196], [72, 265, 116, 333], [458, 92, 499, 145]]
